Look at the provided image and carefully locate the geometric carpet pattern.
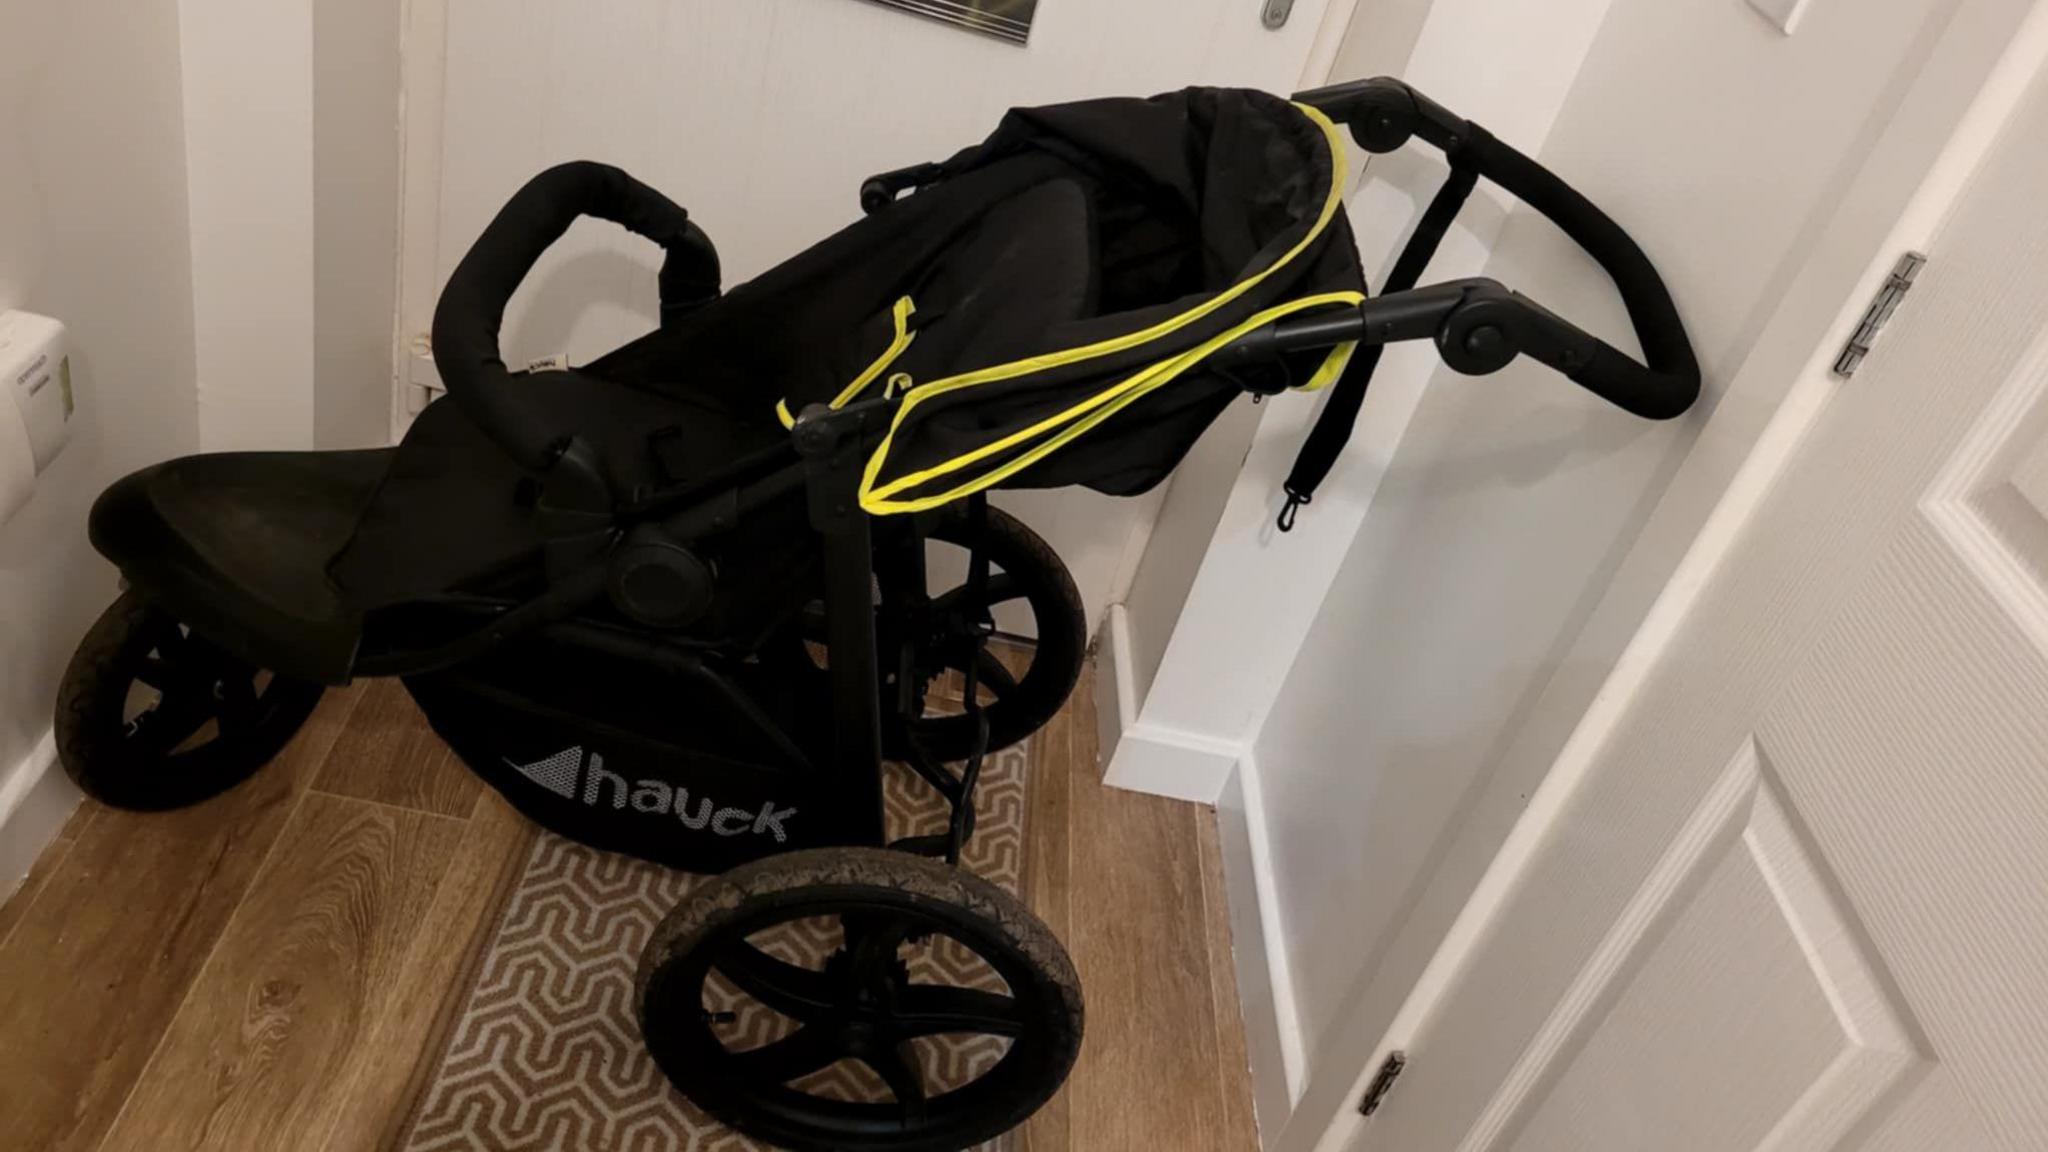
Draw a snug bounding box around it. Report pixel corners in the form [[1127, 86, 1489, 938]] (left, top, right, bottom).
[[394, 737, 1033, 1152]]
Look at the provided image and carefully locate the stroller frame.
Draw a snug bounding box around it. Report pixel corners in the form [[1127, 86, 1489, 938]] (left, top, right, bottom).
[[59, 77, 1697, 1152], [339, 389, 1010, 870]]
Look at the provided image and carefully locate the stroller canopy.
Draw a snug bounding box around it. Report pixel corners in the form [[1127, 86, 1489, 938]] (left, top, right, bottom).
[[609, 87, 1367, 512]]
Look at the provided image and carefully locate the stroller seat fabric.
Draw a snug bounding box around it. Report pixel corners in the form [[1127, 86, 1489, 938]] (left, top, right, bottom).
[[88, 449, 392, 682], [93, 87, 1369, 690], [593, 88, 1366, 509]]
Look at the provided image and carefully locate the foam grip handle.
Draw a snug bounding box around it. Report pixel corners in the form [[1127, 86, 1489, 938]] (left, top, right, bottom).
[[1454, 125, 1699, 419], [432, 162, 720, 469]]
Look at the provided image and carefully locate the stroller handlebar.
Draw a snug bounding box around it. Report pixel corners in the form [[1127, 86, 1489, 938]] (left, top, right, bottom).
[[432, 161, 721, 471], [1291, 77, 1700, 420]]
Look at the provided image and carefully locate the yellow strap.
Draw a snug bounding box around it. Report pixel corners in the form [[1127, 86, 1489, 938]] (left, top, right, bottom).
[[857, 103, 1356, 513], [859, 291, 1365, 514], [777, 296, 918, 429], [1298, 339, 1358, 393]]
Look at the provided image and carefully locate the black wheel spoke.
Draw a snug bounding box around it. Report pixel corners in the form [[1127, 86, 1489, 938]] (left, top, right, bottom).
[[939, 646, 1019, 699], [215, 675, 261, 736], [846, 916, 916, 987], [894, 984, 1027, 1039], [128, 697, 212, 755], [146, 615, 191, 660], [135, 650, 216, 700], [864, 1041, 929, 1115], [733, 1027, 848, 1085], [714, 942, 839, 1020], [932, 572, 1024, 617], [968, 648, 1018, 698], [132, 656, 179, 693]]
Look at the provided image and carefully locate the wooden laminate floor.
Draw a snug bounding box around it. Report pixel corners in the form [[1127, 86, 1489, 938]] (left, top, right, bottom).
[[0, 659, 1259, 1152]]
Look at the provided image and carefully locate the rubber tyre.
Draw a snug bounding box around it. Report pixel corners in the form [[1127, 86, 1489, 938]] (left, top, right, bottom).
[[637, 846, 1083, 1152], [903, 505, 1086, 762], [56, 591, 325, 811]]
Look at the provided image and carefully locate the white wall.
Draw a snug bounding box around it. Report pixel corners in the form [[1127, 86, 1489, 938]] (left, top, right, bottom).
[[315, 0, 405, 449], [1237, 0, 1982, 1146], [1102, 0, 1614, 806], [414, 0, 1341, 630], [0, 0, 202, 886], [179, 0, 317, 451], [1123, 400, 1264, 703], [180, 0, 402, 454]]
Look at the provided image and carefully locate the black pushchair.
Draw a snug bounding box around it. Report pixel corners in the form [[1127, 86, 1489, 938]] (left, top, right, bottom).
[[58, 78, 1696, 1151]]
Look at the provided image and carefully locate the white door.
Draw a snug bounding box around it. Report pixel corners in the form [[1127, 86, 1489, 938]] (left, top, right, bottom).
[[396, 0, 1349, 632], [1348, 21, 2048, 1152]]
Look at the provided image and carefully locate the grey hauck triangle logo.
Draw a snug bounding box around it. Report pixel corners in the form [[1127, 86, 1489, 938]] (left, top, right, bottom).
[[503, 746, 798, 842], [509, 744, 583, 798]]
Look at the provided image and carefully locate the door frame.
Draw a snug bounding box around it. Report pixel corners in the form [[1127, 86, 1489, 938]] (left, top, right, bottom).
[[389, 0, 449, 436], [1305, 3, 2048, 1149]]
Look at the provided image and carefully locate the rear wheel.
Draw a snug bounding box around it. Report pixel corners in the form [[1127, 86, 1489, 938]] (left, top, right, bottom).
[[637, 847, 1082, 1152], [903, 504, 1086, 761], [793, 504, 1085, 761], [56, 591, 324, 810]]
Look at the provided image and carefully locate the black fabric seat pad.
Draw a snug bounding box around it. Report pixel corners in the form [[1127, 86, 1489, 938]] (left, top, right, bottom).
[[858, 89, 1360, 509], [331, 369, 793, 613], [87, 448, 393, 682]]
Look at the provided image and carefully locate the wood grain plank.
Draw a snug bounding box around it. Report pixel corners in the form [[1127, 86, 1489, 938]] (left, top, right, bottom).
[[1025, 660, 1076, 938], [1199, 806, 1261, 1151], [0, 798, 96, 951], [312, 677, 479, 817], [0, 651, 1261, 1152], [1018, 661, 1078, 1152], [314, 791, 536, 1152], [97, 791, 466, 1152], [1062, 658, 1235, 1150], [0, 682, 362, 1152]]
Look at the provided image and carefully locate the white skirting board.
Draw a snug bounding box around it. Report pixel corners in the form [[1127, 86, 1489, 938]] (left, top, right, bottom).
[[1096, 604, 1241, 804], [0, 729, 79, 905], [1218, 752, 1307, 1148], [1097, 604, 1304, 1142]]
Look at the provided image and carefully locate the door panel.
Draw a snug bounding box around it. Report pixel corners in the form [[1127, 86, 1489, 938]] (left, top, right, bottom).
[[1925, 337, 2048, 650], [1359, 37, 2048, 1152], [1261, 0, 1990, 1139], [1496, 742, 1923, 1152]]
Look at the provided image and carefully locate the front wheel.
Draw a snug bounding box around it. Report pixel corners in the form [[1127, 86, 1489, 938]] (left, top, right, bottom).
[[56, 591, 325, 811], [636, 847, 1083, 1152]]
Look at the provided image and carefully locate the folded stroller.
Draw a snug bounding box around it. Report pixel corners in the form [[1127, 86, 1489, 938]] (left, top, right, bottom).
[[61, 78, 1696, 1151]]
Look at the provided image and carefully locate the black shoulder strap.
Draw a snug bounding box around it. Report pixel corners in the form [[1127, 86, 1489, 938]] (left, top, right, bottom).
[[1278, 159, 1480, 531]]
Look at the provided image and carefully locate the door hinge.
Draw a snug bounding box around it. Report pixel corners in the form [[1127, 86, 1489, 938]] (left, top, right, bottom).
[[1358, 1051, 1407, 1117], [1833, 252, 1926, 378]]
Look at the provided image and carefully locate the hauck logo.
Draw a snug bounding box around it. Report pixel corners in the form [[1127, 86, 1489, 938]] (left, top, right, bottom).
[[506, 746, 797, 843]]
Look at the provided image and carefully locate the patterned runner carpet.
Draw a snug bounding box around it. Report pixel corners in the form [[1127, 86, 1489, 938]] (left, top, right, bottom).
[[393, 737, 1035, 1152]]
